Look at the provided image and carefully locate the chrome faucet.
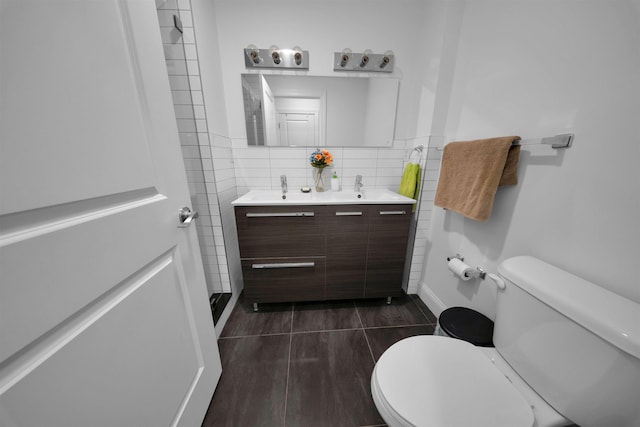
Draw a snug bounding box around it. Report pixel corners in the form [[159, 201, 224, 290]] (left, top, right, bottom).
[[354, 174, 363, 192], [280, 174, 288, 194]]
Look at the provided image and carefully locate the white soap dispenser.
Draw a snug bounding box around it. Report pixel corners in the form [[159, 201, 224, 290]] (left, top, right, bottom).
[[331, 171, 340, 191]]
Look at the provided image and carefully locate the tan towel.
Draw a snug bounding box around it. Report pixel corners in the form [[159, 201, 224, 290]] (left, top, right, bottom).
[[434, 136, 521, 221]]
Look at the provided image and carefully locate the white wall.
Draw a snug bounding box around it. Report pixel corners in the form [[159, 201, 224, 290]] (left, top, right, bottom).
[[420, 0, 640, 318], [210, 0, 446, 142]]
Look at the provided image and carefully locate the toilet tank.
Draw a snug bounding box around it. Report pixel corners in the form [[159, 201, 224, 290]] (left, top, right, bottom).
[[494, 256, 640, 427]]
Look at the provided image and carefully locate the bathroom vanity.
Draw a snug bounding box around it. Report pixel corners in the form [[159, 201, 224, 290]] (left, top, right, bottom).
[[232, 190, 416, 308]]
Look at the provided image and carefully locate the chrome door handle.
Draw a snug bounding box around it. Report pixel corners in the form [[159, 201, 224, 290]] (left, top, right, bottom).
[[178, 206, 199, 228]]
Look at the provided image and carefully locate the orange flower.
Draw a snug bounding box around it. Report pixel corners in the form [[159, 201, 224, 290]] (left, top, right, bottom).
[[310, 148, 333, 168]]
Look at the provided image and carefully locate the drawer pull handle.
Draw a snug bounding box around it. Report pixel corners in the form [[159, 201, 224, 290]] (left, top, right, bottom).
[[335, 211, 363, 216], [246, 212, 315, 218], [252, 262, 315, 269], [379, 210, 406, 215]]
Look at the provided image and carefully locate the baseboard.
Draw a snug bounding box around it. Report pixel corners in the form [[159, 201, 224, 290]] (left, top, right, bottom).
[[406, 281, 419, 294], [214, 292, 240, 337], [417, 281, 447, 317]]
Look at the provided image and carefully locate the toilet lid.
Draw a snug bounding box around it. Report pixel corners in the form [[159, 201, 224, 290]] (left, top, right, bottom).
[[374, 336, 534, 427]]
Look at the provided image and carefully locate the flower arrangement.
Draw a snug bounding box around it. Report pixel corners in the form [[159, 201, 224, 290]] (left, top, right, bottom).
[[309, 148, 332, 168]]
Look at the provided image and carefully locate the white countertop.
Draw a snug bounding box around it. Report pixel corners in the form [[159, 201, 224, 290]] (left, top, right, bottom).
[[231, 189, 417, 206]]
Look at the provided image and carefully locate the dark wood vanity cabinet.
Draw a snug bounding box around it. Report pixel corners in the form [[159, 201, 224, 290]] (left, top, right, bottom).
[[326, 207, 370, 300], [235, 204, 412, 305], [365, 206, 412, 298]]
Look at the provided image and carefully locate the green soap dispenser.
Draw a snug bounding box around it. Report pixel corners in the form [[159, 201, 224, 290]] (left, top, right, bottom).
[[331, 171, 340, 191]]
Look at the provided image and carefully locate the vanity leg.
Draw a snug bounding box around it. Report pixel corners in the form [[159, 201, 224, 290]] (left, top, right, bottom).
[[253, 302, 258, 312], [386, 296, 392, 305]]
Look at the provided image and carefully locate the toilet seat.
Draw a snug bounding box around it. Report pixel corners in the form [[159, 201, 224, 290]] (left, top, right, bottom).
[[372, 335, 534, 427]]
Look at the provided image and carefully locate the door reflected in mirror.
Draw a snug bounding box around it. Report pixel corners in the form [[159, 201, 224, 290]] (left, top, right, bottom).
[[241, 74, 399, 147]]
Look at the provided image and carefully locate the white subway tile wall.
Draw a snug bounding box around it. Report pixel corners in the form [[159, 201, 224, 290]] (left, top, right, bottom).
[[232, 141, 412, 196], [156, 0, 231, 294], [405, 140, 441, 294]]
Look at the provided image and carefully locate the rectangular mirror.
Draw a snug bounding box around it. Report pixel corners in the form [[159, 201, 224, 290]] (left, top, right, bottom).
[[241, 74, 399, 147]]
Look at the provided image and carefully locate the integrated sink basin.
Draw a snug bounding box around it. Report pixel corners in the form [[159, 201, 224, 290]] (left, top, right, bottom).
[[231, 189, 416, 206]]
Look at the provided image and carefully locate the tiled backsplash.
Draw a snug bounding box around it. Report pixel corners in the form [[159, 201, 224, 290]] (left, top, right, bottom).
[[232, 142, 408, 194]]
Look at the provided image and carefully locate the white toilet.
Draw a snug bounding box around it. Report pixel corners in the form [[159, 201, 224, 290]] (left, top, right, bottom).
[[372, 256, 640, 427]]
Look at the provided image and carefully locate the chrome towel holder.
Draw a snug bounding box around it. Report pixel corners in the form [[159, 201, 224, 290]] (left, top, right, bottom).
[[436, 133, 574, 151]]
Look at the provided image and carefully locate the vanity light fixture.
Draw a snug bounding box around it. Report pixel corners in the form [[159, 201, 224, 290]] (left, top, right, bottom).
[[244, 45, 309, 69], [333, 49, 394, 73]]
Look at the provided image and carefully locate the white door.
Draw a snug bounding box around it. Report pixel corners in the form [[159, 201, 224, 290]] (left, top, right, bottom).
[[261, 75, 279, 146], [278, 113, 318, 146], [0, 1, 221, 426]]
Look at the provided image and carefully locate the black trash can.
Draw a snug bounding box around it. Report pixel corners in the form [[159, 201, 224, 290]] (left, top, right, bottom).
[[435, 307, 495, 347]]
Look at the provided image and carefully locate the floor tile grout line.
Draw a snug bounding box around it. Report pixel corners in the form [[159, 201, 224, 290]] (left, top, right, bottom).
[[361, 328, 376, 364], [282, 303, 295, 427], [219, 332, 292, 340], [219, 322, 434, 340], [292, 326, 363, 335], [354, 303, 377, 363], [354, 301, 365, 329], [363, 322, 435, 330], [283, 332, 293, 427]]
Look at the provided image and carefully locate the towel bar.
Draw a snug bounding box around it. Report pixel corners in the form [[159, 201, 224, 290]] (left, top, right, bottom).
[[436, 133, 574, 151], [406, 145, 424, 162]]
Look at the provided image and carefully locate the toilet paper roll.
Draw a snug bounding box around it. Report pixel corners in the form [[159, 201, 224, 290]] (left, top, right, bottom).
[[447, 258, 474, 281]]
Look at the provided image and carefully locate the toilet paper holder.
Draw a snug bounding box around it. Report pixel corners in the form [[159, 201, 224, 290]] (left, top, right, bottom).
[[446, 254, 486, 279], [467, 267, 486, 280]]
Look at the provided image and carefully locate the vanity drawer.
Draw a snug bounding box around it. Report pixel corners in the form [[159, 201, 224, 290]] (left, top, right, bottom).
[[235, 206, 329, 258], [368, 204, 412, 232], [325, 207, 369, 233], [242, 258, 326, 303]]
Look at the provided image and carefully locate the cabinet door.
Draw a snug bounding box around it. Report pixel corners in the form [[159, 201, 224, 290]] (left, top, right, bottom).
[[325, 208, 369, 299], [242, 258, 326, 303], [365, 205, 412, 298], [235, 206, 328, 258]]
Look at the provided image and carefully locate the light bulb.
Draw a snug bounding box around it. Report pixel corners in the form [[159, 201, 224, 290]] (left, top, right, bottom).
[[340, 48, 352, 67], [360, 49, 372, 68], [292, 46, 303, 65], [269, 45, 281, 65], [246, 44, 260, 64], [380, 50, 393, 68]]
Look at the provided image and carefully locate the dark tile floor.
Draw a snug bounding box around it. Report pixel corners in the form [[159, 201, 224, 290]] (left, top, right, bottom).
[[202, 293, 436, 427]]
